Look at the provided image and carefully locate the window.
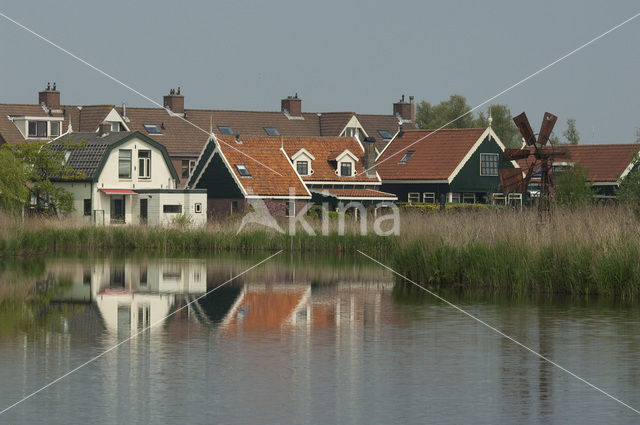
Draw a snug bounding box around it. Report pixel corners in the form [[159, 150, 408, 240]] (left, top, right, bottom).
[[28, 120, 48, 137], [111, 122, 121, 132], [194, 203, 202, 213], [218, 125, 233, 135], [264, 127, 280, 136], [285, 201, 295, 217], [463, 193, 476, 204], [83, 268, 91, 286], [423, 192, 436, 204], [345, 127, 361, 139], [296, 161, 309, 175], [181, 160, 196, 179], [231, 200, 239, 214], [143, 124, 162, 134], [408, 193, 420, 203], [480, 153, 499, 176], [235, 164, 251, 177], [83, 199, 91, 216], [340, 162, 352, 177], [50, 121, 60, 137], [378, 130, 393, 139], [138, 150, 151, 179], [451, 193, 461, 203], [163, 204, 182, 213], [399, 150, 414, 164], [119, 150, 132, 178]]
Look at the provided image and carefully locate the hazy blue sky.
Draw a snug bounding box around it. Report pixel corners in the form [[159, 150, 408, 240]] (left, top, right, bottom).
[[1, 1, 639, 143]]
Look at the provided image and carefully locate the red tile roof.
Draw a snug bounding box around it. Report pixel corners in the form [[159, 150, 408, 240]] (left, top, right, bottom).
[[376, 128, 487, 180], [516, 144, 640, 183], [216, 141, 310, 197]]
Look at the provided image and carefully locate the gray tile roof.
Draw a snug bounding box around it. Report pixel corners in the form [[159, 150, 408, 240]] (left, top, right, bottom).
[[50, 132, 130, 180]]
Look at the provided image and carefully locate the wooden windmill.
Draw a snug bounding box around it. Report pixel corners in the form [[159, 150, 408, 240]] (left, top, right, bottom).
[[499, 112, 569, 217]]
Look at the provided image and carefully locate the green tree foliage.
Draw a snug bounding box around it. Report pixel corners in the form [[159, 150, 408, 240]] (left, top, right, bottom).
[[0, 148, 30, 214], [475, 104, 521, 148], [617, 165, 640, 207], [550, 118, 580, 145], [416, 95, 521, 148], [3, 140, 85, 215], [415, 95, 475, 129], [555, 164, 595, 208]]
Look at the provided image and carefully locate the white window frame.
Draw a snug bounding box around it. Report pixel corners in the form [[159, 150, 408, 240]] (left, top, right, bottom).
[[480, 153, 499, 176], [138, 150, 151, 179], [450, 193, 460, 203], [408, 192, 420, 203], [119, 149, 132, 179], [296, 160, 309, 176], [423, 192, 436, 204], [285, 201, 295, 217], [194, 203, 202, 213], [340, 161, 353, 177]]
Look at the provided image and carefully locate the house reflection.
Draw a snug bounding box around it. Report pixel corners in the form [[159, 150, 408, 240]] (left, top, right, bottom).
[[50, 258, 396, 338]]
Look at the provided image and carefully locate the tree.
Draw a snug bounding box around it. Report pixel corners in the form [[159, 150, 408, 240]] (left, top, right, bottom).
[[415, 95, 475, 129], [617, 164, 640, 207], [550, 118, 579, 145], [475, 104, 521, 148], [0, 147, 30, 215], [4, 140, 85, 215], [564, 118, 580, 145], [554, 164, 594, 208]]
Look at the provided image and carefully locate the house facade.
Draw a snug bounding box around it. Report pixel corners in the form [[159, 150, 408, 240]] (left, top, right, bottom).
[[377, 127, 516, 204], [51, 130, 206, 225], [187, 134, 396, 218]]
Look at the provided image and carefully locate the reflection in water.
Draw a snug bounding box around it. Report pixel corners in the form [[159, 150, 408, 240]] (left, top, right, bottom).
[[1, 256, 640, 424]]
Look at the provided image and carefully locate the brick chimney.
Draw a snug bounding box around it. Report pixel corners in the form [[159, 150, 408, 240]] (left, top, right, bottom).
[[362, 137, 377, 177], [39, 82, 60, 110], [393, 95, 415, 123], [98, 122, 110, 136], [281, 93, 302, 117], [163, 87, 184, 114]]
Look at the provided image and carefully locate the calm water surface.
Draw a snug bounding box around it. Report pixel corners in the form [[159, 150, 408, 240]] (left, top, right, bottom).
[[0, 255, 639, 424]]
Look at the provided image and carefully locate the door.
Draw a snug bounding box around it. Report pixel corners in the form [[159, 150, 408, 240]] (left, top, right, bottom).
[[111, 197, 125, 223], [140, 198, 148, 224]]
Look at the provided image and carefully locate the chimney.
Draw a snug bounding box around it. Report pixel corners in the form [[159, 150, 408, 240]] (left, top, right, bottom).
[[163, 87, 184, 115], [362, 137, 377, 177], [38, 82, 60, 110], [281, 93, 302, 117], [98, 122, 110, 136], [393, 94, 415, 123]]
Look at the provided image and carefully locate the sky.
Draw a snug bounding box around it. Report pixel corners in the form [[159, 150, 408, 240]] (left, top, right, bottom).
[[1, 0, 639, 144]]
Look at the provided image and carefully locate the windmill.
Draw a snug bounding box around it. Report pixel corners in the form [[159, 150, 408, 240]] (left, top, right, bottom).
[[499, 112, 569, 217]]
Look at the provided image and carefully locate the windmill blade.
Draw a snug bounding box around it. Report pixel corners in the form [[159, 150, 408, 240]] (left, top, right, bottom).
[[538, 112, 558, 146], [503, 148, 531, 161], [520, 161, 538, 194], [499, 168, 523, 195], [513, 112, 537, 146]]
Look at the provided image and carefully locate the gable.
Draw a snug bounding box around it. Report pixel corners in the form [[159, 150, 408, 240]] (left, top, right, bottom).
[[194, 152, 244, 198], [449, 135, 514, 193]]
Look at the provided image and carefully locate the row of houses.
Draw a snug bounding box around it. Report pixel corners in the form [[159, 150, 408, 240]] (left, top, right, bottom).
[[1, 84, 638, 224]]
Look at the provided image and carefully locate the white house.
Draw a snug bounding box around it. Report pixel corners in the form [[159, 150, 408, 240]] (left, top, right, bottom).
[[51, 129, 207, 225]]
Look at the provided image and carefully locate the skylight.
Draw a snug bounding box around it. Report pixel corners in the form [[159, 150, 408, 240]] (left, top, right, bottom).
[[218, 125, 233, 135], [264, 127, 280, 136], [235, 164, 251, 177], [378, 130, 393, 139], [399, 150, 414, 164], [143, 124, 162, 134]]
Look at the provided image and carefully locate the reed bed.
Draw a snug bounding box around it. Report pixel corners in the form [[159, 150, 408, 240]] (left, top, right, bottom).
[[0, 206, 639, 296]]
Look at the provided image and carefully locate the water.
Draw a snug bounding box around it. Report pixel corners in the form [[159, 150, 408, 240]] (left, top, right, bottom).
[[0, 255, 639, 424]]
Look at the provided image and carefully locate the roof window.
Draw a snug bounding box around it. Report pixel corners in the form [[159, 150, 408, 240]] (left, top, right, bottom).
[[378, 130, 393, 139], [218, 125, 233, 135], [143, 124, 162, 134], [235, 164, 251, 177], [264, 127, 280, 136], [399, 150, 414, 164]]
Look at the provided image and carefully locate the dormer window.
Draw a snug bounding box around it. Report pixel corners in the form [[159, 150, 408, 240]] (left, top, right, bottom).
[[296, 160, 309, 175], [340, 162, 352, 177], [143, 124, 162, 135], [235, 164, 251, 177], [111, 122, 121, 132], [50, 122, 60, 137], [28, 121, 47, 137]]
